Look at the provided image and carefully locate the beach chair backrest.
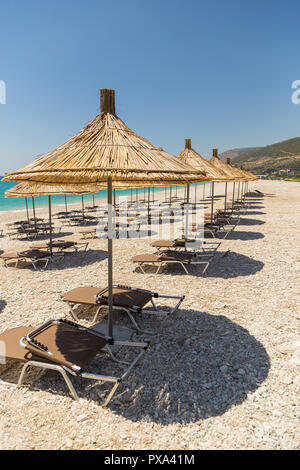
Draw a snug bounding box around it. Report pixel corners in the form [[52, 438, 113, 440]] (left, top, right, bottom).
[[20, 319, 108, 373]]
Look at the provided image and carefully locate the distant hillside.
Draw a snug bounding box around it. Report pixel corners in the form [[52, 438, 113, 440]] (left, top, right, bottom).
[[219, 147, 259, 162], [221, 137, 300, 173]]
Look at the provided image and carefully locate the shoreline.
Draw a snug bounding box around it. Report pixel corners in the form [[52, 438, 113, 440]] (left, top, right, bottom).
[[0, 185, 183, 214]]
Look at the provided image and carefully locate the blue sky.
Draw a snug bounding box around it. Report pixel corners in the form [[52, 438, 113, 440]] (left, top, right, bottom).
[[1, 0, 300, 174]]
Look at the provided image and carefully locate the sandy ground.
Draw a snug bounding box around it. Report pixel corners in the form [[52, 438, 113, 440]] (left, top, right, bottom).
[[0, 180, 299, 450]]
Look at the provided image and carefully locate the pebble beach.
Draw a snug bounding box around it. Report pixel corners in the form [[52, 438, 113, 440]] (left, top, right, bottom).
[[0, 179, 299, 450]]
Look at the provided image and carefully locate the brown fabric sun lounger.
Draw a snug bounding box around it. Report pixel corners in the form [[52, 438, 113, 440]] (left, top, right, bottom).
[[0, 249, 51, 269], [33, 240, 88, 253], [132, 249, 216, 275], [79, 228, 98, 239], [0, 318, 149, 406], [62, 285, 184, 334], [151, 238, 195, 250], [151, 239, 221, 254]]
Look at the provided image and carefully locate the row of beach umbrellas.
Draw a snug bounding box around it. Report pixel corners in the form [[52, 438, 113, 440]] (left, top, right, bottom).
[[2, 88, 256, 338]]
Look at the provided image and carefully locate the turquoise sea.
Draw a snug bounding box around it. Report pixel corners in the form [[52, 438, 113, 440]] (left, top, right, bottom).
[[0, 179, 204, 213]]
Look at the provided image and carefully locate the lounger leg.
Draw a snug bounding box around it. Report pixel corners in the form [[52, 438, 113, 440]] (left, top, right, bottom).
[[0, 364, 20, 387], [144, 294, 184, 315], [137, 263, 146, 274], [155, 263, 162, 274], [59, 367, 80, 401], [31, 260, 37, 270], [105, 345, 131, 365], [103, 382, 120, 406], [125, 309, 156, 335], [92, 305, 104, 324], [180, 262, 189, 274], [67, 303, 79, 322], [202, 261, 210, 274], [18, 361, 80, 401]]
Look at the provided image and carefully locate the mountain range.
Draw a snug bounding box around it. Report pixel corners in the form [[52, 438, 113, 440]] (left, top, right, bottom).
[[219, 137, 300, 173]]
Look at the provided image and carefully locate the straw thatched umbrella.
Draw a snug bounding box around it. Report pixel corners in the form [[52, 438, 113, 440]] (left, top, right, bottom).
[[209, 149, 246, 210], [178, 139, 232, 220], [238, 165, 257, 196], [3, 88, 207, 338], [178, 139, 229, 181]]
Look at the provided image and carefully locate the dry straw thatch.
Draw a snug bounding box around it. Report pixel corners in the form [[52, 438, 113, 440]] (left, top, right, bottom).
[[5, 182, 105, 198], [177, 139, 232, 181], [239, 165, 258, 181], [4, 180, 158, 199], [209, 149, 247, 181], [3, 89, 207, 186]]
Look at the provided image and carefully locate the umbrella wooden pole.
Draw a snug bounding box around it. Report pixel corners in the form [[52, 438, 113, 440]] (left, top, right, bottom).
[[237, 182, 240, 201], [148, 187, 151, 211], [107, 177, 113, 339], [210, 182, 215, 223], [136, 188, 138, 203], [224, 182, 228, 211], [64, 195, 68, 214], [25, 197, 29, 222], [48, 196, 53, 256], [32, 197, 37, 230], [194, 184, 197, 204], [113, 189, 116, 207], [232, 182, 235, 209], [147, 187, 151, 229], [81, 196, 85, 219], [176, 185, 178, 198], [186, 184, 190, 204]]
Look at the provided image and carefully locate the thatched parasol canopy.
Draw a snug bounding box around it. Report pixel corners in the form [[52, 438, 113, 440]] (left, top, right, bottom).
[[177, 139, 232, 181], [5, 182, 105, 198], [209, 149, 247, 181], [239, 165, 257, 181], [3, 89, 207, 186]]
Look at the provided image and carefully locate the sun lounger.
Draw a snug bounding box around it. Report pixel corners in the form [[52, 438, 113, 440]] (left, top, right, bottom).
[[0, 318, 149, 405], [151, 238, 221, 254], [0, 249, 51, 269], [254, 190, 274, 197], [6, 227, 40, 241], [62, 285, 184, 334], [33, 240, 88, 253], [79, 228, 98, 239], [132, 249, 216, 275], [70, 215, 98, 226]]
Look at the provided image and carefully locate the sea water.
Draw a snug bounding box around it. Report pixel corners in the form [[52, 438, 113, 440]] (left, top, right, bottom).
[[0, 180, 204, 213]]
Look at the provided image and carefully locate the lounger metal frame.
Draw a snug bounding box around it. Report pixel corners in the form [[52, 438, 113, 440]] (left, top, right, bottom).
[[65, 285, 185, 335], [134, 252, 215, 275], [1, 253, 51, 270], [0, 318, 149, 406]]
